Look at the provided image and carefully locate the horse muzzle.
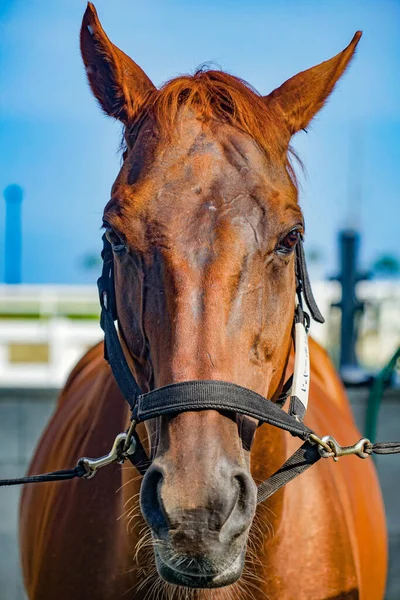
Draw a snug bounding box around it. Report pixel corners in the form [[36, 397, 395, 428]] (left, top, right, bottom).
[[154, 544, 246, 588], [140, 456, 257, 587]]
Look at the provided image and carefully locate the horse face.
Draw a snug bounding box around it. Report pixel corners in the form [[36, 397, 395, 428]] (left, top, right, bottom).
[[105, 110, 299, 586], [80, 3, 361, 588]]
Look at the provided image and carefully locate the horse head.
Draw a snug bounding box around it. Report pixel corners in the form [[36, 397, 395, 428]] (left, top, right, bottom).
[[80, 3, 360, 588]]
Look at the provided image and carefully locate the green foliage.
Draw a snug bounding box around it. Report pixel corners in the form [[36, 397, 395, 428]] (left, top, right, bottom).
[[306, 247, 324, 264], [81, 253, 102, 271], [373, 254, 400, 276]]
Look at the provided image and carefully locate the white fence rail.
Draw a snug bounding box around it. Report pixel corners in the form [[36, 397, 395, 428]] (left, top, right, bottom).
[[0, 282, 399, 388], [0, 285, 101, 388]]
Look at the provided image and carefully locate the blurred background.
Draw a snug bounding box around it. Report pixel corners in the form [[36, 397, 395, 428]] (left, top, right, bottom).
[[0, 0, 399, 598]]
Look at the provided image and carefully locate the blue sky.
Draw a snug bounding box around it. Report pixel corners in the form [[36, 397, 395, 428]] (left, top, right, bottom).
[[0, 0, 399, 283]]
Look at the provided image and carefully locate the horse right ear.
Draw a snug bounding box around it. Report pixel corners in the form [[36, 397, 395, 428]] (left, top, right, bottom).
[[80, 3, 155, 123], [264, 32, 362, 143]]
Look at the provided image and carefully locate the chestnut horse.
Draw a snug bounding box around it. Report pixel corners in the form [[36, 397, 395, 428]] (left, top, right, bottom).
[[20, 4, 387, 599]]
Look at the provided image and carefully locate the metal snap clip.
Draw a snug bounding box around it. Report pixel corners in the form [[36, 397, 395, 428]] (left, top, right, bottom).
[[79, 432, 127, 479], [315, 435, 370, 462]]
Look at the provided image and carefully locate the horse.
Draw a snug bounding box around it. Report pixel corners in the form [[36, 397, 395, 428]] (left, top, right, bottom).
[[20, 4, 387, 599]]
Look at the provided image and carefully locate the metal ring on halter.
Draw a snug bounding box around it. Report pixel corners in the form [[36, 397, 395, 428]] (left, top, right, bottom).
[[123, 419, 137, 455], [309, 433, 335, 457]]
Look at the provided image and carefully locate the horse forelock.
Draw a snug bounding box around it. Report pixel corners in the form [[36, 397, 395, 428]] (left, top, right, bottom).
[[123, 68, 300, 185]]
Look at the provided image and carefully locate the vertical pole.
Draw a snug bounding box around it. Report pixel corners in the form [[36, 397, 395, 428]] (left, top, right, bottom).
[[3, 184, 23, 284], [331, 228, 370, 384], [338, 229, 360, 369]]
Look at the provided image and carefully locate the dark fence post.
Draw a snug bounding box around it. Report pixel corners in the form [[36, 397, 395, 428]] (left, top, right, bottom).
[[331, 229, 370, 385]]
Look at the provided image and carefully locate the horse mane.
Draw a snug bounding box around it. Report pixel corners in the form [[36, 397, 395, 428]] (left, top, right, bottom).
[[126, 67, 299, 181]]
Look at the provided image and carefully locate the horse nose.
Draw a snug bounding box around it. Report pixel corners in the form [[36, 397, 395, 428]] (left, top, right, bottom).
[[140, 461, 257, 545]]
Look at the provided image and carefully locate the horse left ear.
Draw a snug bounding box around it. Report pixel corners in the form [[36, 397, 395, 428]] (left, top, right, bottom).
[[265, 32, 362, 141], [80, 3, 155, 123]]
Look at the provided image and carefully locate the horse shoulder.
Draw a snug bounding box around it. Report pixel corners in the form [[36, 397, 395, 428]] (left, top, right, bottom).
[[20, 344, 130, 600], [252, 339, 386, 599], [304, 339, 387, 599]]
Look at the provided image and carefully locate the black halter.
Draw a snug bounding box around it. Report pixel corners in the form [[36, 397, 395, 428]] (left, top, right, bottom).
[[97, 234, 327, 501], [2, 235, 399, 492]]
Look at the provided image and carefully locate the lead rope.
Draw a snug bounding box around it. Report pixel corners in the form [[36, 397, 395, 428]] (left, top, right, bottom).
[[2, 436, 399, 488], [0, 466, 87, 486]]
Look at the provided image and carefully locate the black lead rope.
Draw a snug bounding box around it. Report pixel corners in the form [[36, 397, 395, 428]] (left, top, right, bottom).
[[368, 442, 400, 455], [2, 236, 400, 498], [0, 466, 87, 487], [2, 440, 398, 489]]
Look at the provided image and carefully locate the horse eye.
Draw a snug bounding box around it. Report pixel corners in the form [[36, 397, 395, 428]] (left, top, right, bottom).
[[105, 228, 126, 253], [276, 230, 300, 255]]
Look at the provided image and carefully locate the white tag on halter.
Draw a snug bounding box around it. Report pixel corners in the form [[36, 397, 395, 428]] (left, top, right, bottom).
[[290, 313, 310, 420]]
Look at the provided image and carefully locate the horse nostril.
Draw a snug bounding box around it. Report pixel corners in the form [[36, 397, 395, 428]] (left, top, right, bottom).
[[220, 470, 257, 543], [140, 465, 168, 537], [234, 472, 254, 512]]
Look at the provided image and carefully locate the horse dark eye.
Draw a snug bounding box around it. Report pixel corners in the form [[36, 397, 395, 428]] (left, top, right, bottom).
[[105, 228, 126, 253], [284, 231, 299, 248], [276, 230, 300, 254]]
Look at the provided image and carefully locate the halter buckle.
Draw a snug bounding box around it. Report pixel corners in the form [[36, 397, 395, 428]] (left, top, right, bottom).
[[102, 291, 108, 310]]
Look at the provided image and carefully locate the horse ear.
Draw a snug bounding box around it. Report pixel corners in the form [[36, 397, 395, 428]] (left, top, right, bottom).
[[265, 32, 362, 141], [80, 3, 155, 123]]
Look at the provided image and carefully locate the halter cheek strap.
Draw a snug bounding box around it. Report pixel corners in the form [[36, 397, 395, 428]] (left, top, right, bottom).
[[295, 237, 325, 324], [289, 304, 310, 422]]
